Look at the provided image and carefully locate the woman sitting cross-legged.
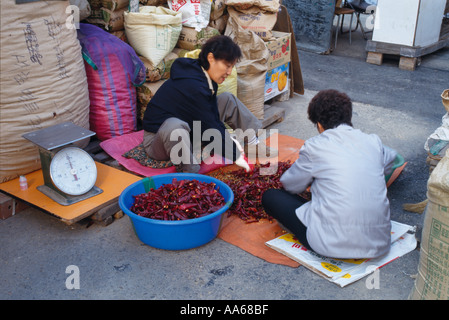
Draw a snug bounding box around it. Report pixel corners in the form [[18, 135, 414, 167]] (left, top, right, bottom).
[[262, 89, 397, 259]]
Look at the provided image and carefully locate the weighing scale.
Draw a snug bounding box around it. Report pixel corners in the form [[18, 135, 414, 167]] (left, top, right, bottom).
[[22, 122, 103, 206]]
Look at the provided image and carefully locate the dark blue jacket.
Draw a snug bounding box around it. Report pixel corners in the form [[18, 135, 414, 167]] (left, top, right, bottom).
[[142, 58, 238, 161]]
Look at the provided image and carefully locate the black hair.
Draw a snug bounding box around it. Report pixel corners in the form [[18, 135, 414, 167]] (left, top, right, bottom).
[[307, 89, 353, 130], [198, 35, 242, 70]]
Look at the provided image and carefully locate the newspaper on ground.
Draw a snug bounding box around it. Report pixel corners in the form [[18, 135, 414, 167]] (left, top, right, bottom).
[[265, 221, 417, 287]]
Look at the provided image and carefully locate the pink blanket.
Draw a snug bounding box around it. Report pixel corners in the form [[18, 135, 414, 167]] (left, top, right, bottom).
[[99, 130, 228, 176]]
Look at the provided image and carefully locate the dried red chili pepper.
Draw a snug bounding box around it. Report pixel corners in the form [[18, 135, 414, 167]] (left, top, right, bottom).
[[130, 178, 226, 221], [209, 161, 292, 223]]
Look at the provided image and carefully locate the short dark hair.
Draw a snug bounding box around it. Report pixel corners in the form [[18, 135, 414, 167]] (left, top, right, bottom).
[[198, 35, 242, 70], [307, 89, 353, 130]]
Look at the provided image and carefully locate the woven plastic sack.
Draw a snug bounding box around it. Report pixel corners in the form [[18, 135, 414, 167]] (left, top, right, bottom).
[[77, 23, 145, 141], [168, 0, 212, 31], [409, 149, 449, 300], [124, 6, 182, 66]]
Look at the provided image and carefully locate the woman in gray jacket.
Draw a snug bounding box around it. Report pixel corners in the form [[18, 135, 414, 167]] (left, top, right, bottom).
[[262, 89, 397, 259]]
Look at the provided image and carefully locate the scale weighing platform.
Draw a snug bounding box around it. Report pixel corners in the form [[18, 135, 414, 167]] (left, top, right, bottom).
[[0, 122, 141, 224], [22, 122, 102, 206]]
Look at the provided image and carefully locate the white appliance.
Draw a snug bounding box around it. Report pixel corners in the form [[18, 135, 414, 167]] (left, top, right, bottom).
[[372, 0, 446, 47]]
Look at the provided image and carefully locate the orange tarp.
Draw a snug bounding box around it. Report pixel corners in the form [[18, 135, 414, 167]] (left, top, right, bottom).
[[215, 133, 305, 267]]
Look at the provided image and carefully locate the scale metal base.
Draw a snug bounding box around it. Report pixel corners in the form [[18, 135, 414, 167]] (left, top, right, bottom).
[[36, 185, 103, 206], [23, 122, 103, 206]]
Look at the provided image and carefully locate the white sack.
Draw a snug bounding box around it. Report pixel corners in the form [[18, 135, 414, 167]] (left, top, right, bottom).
[[168, 0, 212, 31], [124, 6, 182, 66]]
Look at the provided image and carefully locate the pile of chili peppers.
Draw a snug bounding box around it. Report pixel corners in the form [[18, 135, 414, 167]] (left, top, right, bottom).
[[210, 161, 292, 223], [130, 178, 226, 221]]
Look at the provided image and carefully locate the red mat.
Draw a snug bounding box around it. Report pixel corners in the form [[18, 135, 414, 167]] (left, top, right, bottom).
[[100, 130, 227, 176]]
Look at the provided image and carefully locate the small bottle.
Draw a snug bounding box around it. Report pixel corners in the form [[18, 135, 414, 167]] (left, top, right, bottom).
[[19, 175, 28, 191]]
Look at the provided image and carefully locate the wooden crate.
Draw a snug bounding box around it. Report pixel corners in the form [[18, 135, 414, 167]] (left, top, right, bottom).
[[261, 104, 286, 128], [0, 192, 28, 220], [0, 163, 141, 225], [365, 33, 449, 70]]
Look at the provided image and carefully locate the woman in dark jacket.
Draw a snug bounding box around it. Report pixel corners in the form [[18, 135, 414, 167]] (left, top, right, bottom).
[[142, 35, 276, 172]]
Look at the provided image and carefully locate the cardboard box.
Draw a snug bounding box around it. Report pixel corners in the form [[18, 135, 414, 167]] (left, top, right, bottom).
[[264, 62, 290, 101], [265, 31, 291, 70]]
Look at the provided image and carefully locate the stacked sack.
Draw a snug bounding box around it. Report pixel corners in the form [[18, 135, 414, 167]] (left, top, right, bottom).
[[0, 0, 90, 182], [122, 0, 235, 121], [409, 148, 449, 300], [86, 0, 130, 41], [209, 0, 228, 34], [406, 89, 449, 299], [81, 0, 283, 137], [424, 89, 449, 173], [225, 0, 279, 41], [127, 0, 280, 121], [224, 0, 279, 119], [123, 4, 183, 120]]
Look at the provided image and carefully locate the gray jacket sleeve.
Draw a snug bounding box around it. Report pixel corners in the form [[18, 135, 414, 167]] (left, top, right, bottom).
[[382, 145, 398, 176], [280, 144, 314, 194]]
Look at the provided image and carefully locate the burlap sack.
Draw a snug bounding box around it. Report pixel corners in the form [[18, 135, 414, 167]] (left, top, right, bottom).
[[225, 0, 280, 13], [210, 0, 227, 21], [140, 51, 178, 82], [86, 7, 126, 31], [0, 0, 90, 183], [88, 0, 102, 9], [225, 17, 268, 119], [427, 149, 449, 207], [442, 89, 449, 112], [208, 14, 229, 34], [124, 6, 182, 66], [101, 0, 129, 11], [111, 29, 128, 42], [409, 149, 449, 300], [69, 0, 92, 20], [137, 80, 167, 120], [139, 0, 168, 5], [176, 26, 220, 50], [227, 6, 277, 40]]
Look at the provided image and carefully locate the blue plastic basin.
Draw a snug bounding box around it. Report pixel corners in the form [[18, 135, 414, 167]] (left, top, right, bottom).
[[119, 173, 234, 250]]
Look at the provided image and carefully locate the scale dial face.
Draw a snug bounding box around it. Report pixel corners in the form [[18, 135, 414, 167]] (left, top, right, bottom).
[[49, 147, 97, 196]]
